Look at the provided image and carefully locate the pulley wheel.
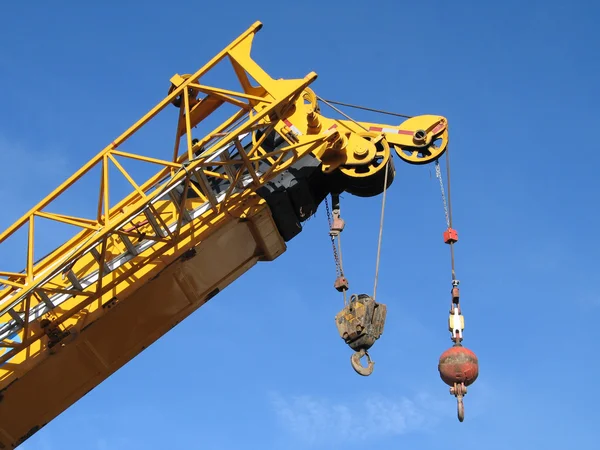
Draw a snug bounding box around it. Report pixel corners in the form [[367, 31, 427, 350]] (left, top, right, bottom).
[[167, 74, 195, 108], [394, 128, 448, 165], [337, 132, 394, 197], [339, 132, 391, 179]]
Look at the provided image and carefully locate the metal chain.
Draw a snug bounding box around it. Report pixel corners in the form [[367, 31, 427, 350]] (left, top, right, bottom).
[[325, 196, 348, 305], [325, 196, 342, 277]]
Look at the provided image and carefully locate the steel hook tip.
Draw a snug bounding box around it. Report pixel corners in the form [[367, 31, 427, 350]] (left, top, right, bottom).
[[351, 349, 375, 377], [457, 397, 465, 422]]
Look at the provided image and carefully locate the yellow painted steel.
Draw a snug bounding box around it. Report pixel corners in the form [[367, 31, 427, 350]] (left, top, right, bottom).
[[0, 21, 449, 448]]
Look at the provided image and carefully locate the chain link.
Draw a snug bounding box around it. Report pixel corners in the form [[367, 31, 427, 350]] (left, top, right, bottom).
[[325, 196, 342, 277], [435, 160, 450, 228]]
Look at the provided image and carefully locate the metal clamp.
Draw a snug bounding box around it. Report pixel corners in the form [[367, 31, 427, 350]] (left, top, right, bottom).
[[449, 306, 464, 341]]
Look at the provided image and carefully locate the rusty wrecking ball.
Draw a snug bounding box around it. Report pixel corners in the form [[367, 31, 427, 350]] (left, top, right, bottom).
[[438, 345, 479, 421], [438, 345, 479, 386]]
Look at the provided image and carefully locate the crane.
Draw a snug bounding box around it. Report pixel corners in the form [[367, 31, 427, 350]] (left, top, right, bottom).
[[0, 21, 478, 448]]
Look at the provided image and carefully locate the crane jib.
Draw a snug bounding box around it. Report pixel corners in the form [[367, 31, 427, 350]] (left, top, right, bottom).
[[0, 21, 457, 448]]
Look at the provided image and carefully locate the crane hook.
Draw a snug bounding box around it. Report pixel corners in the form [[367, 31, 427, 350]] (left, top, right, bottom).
[[350, 348, 374, 376], [457, 395, 465, 422], [335, 294, 386, 377]]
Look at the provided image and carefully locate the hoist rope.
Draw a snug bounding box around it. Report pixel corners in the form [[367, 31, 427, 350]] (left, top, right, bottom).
[[446, 149, 456, 280], [445, 146, 457, 281], [444, 151, 454, 229], [316, 96, 369, 132], [320, 99, 414, 119], [318, 97, 398, 303], [435, 162, 450, 228], [372, 161, 389, 302], [435, 153, 456, 281]]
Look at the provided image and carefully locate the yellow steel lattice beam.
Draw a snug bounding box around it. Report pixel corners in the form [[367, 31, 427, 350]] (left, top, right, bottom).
[[0, 21, 326, 381]]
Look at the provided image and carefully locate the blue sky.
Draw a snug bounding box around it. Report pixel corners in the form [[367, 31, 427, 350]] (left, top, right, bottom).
[[1, 0, 599, 449]]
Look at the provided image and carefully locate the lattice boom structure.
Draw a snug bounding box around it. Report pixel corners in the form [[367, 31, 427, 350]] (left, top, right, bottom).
[[0, 21, 448, 448]]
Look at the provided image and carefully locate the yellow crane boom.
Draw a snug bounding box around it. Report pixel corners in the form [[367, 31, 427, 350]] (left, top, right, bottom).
[[0, 22, 448, 448]]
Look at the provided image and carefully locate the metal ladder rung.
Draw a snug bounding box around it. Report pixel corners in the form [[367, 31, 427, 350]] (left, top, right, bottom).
[[144, 209, 167, 238], [90, 248, 111, 275], [118, 233, 139, 256], [66, 270, 83, 291], [220, 148, 244, 189], [8, 309, 24, 326], [35, 290, 55, 310], [192, 169, 218, 207], [168, 191, 192, 223]]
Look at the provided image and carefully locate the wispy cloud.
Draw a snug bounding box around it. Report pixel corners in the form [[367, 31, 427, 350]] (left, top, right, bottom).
[[269, 390, 444, 445]]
